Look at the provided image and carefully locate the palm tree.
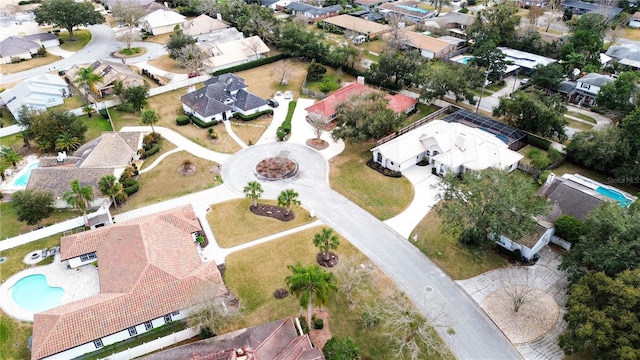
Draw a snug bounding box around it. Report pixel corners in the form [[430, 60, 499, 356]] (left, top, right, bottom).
[[55, 133, 81, 152], [62, 179, 94, 226], [278, 188, 300, 215], [285, 261, 337, 323], [313, 227, 340, 262], [35, 139, 50, 155], [74, 67, 103, 102], [98, 174, 123, 208], [243, 181, 263, 208], [0, 161, 8, 181], [141, 108, 159, 133], [0, 146, 23, 168]]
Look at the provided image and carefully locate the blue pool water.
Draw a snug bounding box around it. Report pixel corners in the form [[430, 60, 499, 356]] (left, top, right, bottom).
[[13, 161, 39, 187], [397, 4, 431, 13], [11, 274, 64, 312], [478, 127, 509, 144], [596, 187, 633, 207], [456, 56, 475, 65]]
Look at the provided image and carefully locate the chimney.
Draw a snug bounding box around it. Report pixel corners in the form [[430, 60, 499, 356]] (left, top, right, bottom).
[[356, 76, 365, 85], [545, 172, 556, 185]]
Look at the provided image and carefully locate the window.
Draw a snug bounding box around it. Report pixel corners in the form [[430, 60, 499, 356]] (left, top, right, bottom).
[[144, 321, 153, 330], [439, 164, 445, 175], [93, 339, 103, 348], [128, 327, 137, 336], [376, 153, 382, 163], [164, 314, 172, 323], [80, 252, 97, 262], [171, 310, 180, 316]]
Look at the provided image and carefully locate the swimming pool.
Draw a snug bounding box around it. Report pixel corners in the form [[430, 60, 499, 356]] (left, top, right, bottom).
[[478, 127, 509, 144], [397, 4, 431, 13], [11, 274, 64, 312], [596, 186, 633, 207], [456, 56, 475, 65], [13, 161, 39, 187]]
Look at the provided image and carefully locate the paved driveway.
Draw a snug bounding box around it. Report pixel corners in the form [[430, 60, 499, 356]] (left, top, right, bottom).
[[222, 142, 521, 360]]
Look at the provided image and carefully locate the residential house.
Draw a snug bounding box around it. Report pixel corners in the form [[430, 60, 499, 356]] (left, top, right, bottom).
[[0, 74, 69, 120], [181, 73, 269, 123], [348, 10, 385, 22], [144, 317, 325, 360], [496, 173, 636, 260], [30, 205, 226, 360], [26, 132, 143, 209], [182, 14, 229, 37], [379, 0, 436, 23], [371, 119, 523, 173], [285, 3, 343, 22], [398, 30, 457, 59], [572, 72, 614, 106], [498, 47, 557, 75], [194, 27, 244, 44], [304, 80, 417, 125], [562, 0, 622, 17], [197, 35, 270, 73], [139, 9, 186, 35], [65, 60, 145, 99], [353, 0, 392, 6], [423, 12, 474, 38], [323, 14, 391, 39], [630, 12, 640, 28], [0, 33, 59, 64], [102, 0, 154, 8], [606, 43, 640, 70]]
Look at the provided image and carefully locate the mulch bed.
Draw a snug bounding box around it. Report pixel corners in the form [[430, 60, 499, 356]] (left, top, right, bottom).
[[250, 204, 295, 221], [306, 138, 329, 150], [316, 252, 339, 267], [178, 164, 197, 176]]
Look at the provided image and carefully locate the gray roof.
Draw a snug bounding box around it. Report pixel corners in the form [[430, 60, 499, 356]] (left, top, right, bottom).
[[26, 167, 113, 198], [143, 318, 324, 360], [559, 81, 576, 94], [606, 43, 640, 62], [577, 73, 614, 87], [349, 10, 385, 21], [286, 3, 342, 16], [234, 89, 268, 111], [22, 33, 59, 42], [181, 87, 234, 118], [563, 0, 622, 16], [537, 177, 604, 221], [0, 36, 39, 57], [434, 11, 475, 26], [204, 73, 246, 92]]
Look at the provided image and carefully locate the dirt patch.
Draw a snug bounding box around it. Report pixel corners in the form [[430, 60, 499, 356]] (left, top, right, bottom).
[[309, 309, 332, 351], [177, 164, 197, 176], [480, 287, 559, 344], [250, 203, 295, 222], [306, 138, 329, 150], [316, 252, 339, 267]]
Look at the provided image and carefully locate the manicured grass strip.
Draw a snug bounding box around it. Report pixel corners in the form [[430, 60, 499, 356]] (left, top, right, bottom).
[[0, 203, 78, 240], [0, 313, 32, 360], [567, 111, 597, 124], [411, 210, 507, 280], [58, 29, 92, 52], [566, 119, 594, 131], [329, 142, 413, 220], [0, 235, 62, 282], [207, 199, 315, 248]]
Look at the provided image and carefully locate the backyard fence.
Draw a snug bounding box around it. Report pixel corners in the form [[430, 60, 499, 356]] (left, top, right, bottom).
[[376, 105, 451, 146], [99, 326, 199, 360], [301, 79, 329, 99]]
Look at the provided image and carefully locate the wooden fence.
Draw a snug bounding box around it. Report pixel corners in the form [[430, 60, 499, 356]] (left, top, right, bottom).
[[376, 105, 451, 146]]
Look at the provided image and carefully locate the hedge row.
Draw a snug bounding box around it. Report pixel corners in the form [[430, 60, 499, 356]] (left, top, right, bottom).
[[366, 159, 402, 178], [212, 54, 289, 76], [176, 115, 190, 125], [124, 181, 139, 196], [527, 134, 551, 151], [233, 109, 273, 121], [191, 116, 219, 128], [282, 101, 296, 132], [145, 144, 160, 157]]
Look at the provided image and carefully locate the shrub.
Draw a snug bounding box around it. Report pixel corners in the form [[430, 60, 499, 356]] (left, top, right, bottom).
[[191, 116, 219, 128], [212, 54, 288, 75], [119, 165, 138, 182], [307, 60, 327, 81], [122, 179, 138, 188], [280, 101, 296, 134], [114, 191, 127, 204], [200, 326, 215, 339], [116, 103, 134, 112], [318, 75, 340, 93], [360, 311, 379, 328], [554, 215, 585, 243], [366, 160, 402, 178], [459, 7, 469, 13], [299, 316, 310, 334], [273, 288, 289, 299], [232, 109, 273, 121], [99, 109, 109, 119], [547, 147, 563, 164], [176, 115, 190, 125], [527, 133, 551, 151], [314, 318, 324, 330], [276, 127, 287, 141], [143, 144, 160, 158], [124, 181, 139, 196]]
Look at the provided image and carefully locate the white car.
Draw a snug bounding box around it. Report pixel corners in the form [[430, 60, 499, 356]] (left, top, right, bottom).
[[284, 91, 293, 100]]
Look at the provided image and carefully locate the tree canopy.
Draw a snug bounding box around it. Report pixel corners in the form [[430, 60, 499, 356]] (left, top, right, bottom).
[[11, 190, 55, 226], [419, 64, 483, 104], [285, 261, 337, 323], [467, 1, 520, 47], [595, 71, 638, 117], [561, 13, 608, 68], [331, 93, 403, 144], [323, 337, 360, 360], [166, 30, 197, 59], [368, 50, 424, 89], [18, 108, 88, 153], [531, 63, 564, 92], [34, 0, 104, 41], [559, 269, 640, 359], [435, 168, 550, 250], [493, 89, 568, 141]]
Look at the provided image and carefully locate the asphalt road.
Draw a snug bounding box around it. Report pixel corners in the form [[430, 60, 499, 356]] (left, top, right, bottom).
[[222, 142, 522, 360], [0, 24, 167, 85]]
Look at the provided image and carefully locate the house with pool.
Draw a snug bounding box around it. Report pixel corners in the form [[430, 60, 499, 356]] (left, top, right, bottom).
[[371, 109, 525, 175], [496, 173, 637, 261], [30, 205, 226, 360], [25, 131, 143, 209]]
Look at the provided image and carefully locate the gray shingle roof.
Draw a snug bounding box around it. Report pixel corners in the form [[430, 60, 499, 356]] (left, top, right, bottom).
[[606, 43, 640, 62], [181, 87, 234, 118], [577, 73, 614, 87], [286, 2, 342, 16], [234, 89, 268, 111], [183, 74, 267, 117], [204, 73, 246, 92], [22, 33, 59, 42], [537, 178, 604, 221], [0, 36, 39, 57]]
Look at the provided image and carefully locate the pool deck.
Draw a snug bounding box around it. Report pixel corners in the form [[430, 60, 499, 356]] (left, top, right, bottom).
[[0, 155, 39, 193], [0, 254, 100, 322]]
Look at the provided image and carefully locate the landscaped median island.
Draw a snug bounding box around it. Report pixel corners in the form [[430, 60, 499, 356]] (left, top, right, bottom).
[[206, 199, 314, 248]]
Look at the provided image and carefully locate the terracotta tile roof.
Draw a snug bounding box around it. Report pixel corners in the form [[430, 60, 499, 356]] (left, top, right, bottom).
[[305, 82, 416, 119], [143, 318, 324, 360], [77, 132, 140, 168], [32, 205, 225, 360]]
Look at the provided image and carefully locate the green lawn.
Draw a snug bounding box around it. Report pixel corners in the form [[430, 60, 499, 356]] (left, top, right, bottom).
[[0, 312, 32, 360], [0, 202, 77, 240], [0, 234, 62, 282], [566, 119, 594, 131], [567, 111, 597, 124], [207, 199, 316, 248], [224, 226, 453, 359], [402, 103, 441, 127], [411, 210, 508, 280], [58, 29, 92, 52], [329, 142, 413, 220], [49, 94, 85, 112]]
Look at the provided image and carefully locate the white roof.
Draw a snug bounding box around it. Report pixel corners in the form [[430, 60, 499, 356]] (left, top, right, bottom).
[[0, 74, 68, 119], [372, 120, 523, 171], [141, 9, 186, 28], [200, 36, 270, 70], [498, 47, 557, 70], [182, 14, 229, 37]]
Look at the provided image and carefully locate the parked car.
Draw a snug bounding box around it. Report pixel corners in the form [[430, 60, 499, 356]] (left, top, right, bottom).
[[284, 91, 293, 100], [520, 78, 531, 86], [268, 99, 279, 108]]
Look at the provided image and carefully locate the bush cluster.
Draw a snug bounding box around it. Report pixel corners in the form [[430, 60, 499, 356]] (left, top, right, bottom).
[[190, 115, 219, 128], [123, 180, 139, 196], [141, 68, 163, 86], [527, 133, 551, 151], [366, 160, 402, 178], [277, 101, 296, 140], [176, 115, 190, 125], [233, 109, 273, 121]]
